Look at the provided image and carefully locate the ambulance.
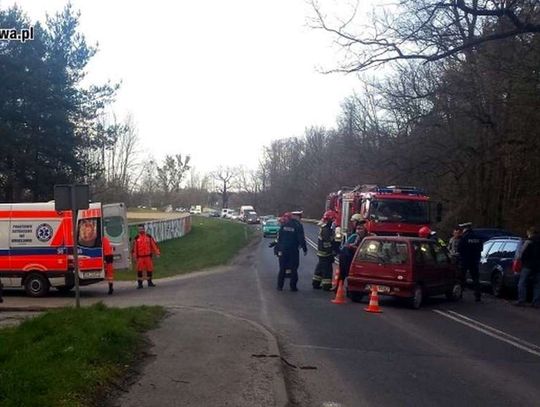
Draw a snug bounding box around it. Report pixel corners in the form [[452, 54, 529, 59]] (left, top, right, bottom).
[[0, 201, 129, 297]]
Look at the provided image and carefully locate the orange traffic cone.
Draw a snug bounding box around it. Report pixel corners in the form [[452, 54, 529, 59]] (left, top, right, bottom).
[[331, 280, 347, 304], [364, 285, 382, 313]]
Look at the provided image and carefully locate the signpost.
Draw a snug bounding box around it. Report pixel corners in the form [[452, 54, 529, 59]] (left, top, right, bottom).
[[54, 184, 89, 308]]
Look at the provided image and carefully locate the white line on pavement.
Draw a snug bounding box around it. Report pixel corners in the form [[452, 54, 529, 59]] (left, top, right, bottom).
[[434, 309, 540, 358], [305, 236, 317, 250]]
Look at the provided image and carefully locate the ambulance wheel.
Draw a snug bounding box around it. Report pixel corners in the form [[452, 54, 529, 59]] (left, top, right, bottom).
[[25, 273, 50, 297]]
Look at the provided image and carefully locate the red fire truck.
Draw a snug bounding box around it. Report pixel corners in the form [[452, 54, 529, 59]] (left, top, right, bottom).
[[0, 202, 129, 297], [325, 185, 441, 241]]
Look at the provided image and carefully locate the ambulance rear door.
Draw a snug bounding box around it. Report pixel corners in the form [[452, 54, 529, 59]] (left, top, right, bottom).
[[103, 203, 131, 269]]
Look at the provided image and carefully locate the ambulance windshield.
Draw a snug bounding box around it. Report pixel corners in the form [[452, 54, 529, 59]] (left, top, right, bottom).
[[78, 217, 101, 248]]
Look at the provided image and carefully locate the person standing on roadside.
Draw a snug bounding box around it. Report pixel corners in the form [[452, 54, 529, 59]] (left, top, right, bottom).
[[132, 225, 161, 289], [274, 212, 307, 291], [448, 227, 463, 263], [457, 222, 483, 302], [337, 221, 368, 284], [102, 236, 115, 295], [313, 210, 337, 291], [514, 226, 540, 308]]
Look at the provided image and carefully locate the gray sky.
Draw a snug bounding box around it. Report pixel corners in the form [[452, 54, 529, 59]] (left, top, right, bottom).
[[8, 0, 376, 173]]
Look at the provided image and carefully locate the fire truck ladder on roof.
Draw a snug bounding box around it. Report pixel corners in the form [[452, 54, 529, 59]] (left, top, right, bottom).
[[352, 185, 426, 196]]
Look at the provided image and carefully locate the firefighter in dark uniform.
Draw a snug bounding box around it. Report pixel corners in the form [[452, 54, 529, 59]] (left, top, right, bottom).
[[274, 212, 307, 291], [457, 222, 483, 302], [313, 210, 337, 291]]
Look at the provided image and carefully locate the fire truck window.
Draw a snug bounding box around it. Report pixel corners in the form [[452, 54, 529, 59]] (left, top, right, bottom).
[[371, 200, 429, 224], [78, 218, 100, 248]]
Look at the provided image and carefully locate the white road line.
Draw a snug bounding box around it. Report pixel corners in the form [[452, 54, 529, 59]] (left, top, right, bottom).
[[445, 310, 540, 352], [434, 310, 540, 358], [305, 236, 318, 250]]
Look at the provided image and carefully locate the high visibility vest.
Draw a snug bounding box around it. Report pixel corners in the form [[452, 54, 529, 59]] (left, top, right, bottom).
[[102, 236, 114, 264], [132, 233, 160, 257]]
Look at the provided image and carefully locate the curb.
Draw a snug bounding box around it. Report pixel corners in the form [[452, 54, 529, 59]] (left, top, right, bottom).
[[0, 306, 61, 312], [167, 305, 289, 407]]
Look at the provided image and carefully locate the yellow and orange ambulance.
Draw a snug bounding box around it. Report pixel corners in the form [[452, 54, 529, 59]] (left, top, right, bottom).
[[0, 202, 129, 297]]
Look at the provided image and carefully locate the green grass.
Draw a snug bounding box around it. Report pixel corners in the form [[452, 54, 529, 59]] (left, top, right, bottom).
[[0, 303, 165, 407], [116, 216, 254, 281]]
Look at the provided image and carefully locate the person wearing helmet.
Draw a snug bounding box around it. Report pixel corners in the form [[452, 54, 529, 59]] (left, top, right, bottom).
[[272, 212, 307, 291], [313, 210, 337, 290], [337, 220, 368, 285], [418, 226, 432, 239], [350, 213, 366, 230]]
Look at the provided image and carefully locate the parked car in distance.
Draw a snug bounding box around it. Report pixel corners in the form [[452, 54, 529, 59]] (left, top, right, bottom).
[[263, 218, 280, 237], [208, 210, 220, 217], [229, 212, 240, 220], [245, 211, 259, 224], [221, 208, 235, 218], [348, 236, 462, 309], [260, 215, 274, 225], [478, 236, 522, 297]]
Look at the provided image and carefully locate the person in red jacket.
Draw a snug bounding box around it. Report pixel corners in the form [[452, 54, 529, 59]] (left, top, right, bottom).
[[102, 236, 115, 295], [132, 225, 161, 289]]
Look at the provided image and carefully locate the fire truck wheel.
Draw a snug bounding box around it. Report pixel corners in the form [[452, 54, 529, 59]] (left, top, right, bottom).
[[24, 273, 50, 297]]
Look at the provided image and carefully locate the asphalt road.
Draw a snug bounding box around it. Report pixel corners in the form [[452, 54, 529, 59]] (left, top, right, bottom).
[[2, 222, 540, 406]]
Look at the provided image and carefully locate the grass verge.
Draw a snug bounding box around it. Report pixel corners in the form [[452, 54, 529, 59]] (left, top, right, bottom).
[[0, 303, 165, 407], [116, 216, 255, 281]]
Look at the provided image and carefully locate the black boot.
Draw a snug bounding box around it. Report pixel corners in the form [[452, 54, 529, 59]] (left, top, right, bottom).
[[137, 281, 143, 289], [108, 283, 114, 295], [148, 280, 156, 287]]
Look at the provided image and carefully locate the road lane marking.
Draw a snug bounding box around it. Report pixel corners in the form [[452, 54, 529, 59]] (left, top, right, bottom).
[[305, 236, 317, 250], [445, 310, 540, 352], [434, 310, 540, 358]]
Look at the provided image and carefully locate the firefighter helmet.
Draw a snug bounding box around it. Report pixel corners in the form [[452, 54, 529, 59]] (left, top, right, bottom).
[[350, 213, 366, 223], [418, 226, 432, 238], [322, 210, 336, 222]]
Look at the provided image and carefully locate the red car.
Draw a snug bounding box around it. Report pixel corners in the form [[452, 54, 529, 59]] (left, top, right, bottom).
[[347, 236, 462, 309]]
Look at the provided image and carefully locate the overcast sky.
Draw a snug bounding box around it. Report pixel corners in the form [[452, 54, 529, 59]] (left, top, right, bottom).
[[8, 0, 377, 173]]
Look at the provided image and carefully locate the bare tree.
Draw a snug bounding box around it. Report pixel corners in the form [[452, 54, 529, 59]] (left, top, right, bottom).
[[310, 0, 540, 71], [211, 166, 238, 209], [103, 114, 140, 190]]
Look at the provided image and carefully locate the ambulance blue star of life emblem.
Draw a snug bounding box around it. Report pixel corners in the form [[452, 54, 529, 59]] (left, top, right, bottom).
[[36, 223, 53, 242]]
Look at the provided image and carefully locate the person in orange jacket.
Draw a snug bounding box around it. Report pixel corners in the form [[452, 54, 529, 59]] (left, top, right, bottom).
[[102, 236, 115, 295], [132, 224, 161, 289]]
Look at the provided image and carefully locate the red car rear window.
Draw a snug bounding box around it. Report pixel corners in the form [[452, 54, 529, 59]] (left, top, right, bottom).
[[356, 240, 409, 265]]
